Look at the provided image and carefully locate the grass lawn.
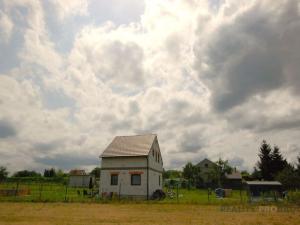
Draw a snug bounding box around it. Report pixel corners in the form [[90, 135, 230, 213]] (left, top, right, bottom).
[[1, 183, 299, 205], [161, 188, 248, 204], [0, 182, 248, 204], [0, 202, 299, 225]]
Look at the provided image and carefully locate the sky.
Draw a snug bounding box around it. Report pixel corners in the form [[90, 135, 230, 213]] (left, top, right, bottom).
[[0, 0, 300, 174]]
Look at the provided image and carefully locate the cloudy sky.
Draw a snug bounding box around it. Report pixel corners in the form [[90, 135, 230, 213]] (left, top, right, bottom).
[[0, 0, 300, 173]]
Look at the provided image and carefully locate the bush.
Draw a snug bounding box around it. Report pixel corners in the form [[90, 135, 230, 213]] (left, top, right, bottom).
[[288, 191, 300, 205]]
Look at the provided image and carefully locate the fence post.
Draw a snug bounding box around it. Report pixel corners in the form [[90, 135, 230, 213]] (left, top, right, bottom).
[[207, 188, 210, 203], [39, 182, 43, 201], [64, 184, 68, 202], [15, 180, 19, 197], [118, 183, 121, 201], [176, 183, 179, 203], [240, 188, 242, 203]]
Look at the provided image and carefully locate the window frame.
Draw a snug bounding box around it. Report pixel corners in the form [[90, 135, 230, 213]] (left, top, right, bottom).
[[131, 174, 141, 186], [110, 174, 118, 186]]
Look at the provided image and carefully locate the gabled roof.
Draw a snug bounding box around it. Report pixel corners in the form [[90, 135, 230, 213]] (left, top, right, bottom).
[[100, 134, 157, 157], [225, 171, 242, 179], [246, 181, 282, 186], [196, 158, 215, 167], [69, 169, 86, 176]]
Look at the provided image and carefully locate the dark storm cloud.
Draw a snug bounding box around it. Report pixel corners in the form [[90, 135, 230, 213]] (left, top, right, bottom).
[[226, 108, 300, 133], [34, 153, 99, 170], [259, 118, 300, 133], [194, 0, 300, 112], [212, 49, 283, 111], [0, 120, 16, 138]]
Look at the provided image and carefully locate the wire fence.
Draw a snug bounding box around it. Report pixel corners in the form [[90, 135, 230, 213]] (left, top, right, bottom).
[[0, 179, 299, 204], [0, 179, 99, 202]]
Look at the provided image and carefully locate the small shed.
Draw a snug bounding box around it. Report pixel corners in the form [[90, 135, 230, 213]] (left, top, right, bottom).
[[224, 171, 242, 189], [69, 169, 95, 188], [246, 181, 283, 201]]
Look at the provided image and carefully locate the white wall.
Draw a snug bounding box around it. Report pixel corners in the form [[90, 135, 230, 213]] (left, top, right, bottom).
[[148, 170, 162, 194], [69, 176, 92, 188], [100, 169, 147, 197], [101, 157, 147, 168]]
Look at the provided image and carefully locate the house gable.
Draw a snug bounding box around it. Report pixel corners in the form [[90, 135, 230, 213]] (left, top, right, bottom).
[[196, 158, 216, 169], [148, 136, 163, 172]]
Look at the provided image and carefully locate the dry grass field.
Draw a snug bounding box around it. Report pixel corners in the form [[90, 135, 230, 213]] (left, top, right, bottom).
[[0, 203, 299, 225]]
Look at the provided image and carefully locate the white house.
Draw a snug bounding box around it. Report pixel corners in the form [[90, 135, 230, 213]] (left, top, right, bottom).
[[99, 134, 163, 199], [196, 158, 216, 187], [69, 169, 95, 188]]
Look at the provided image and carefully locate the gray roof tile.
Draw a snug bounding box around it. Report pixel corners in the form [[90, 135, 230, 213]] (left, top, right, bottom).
[[101, 134, 156, 157]]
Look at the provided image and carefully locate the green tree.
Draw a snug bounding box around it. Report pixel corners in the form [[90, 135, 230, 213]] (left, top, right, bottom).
[[213, 158, 233, 187], [163, 170, 182, 179], [90, 167, 101, 178], [241, 170, 251, 180], [276, 164, 299, 190], [0, 166, 8, 181], [56, 169, 67, 177], [251, 167, 262, 180], [297, 155, 300, 176], [89, 177, 94, 189], [13, 170, 41, 177], [257, 140, 273, 180], [270, 145, 287, 178], [193, 166, 203, 188], [44, 168, 56, 177], [183, 162, 195, 184]]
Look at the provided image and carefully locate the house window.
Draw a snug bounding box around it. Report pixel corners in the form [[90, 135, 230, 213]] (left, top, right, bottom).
[[205, 163, 208, 168], [159, 175, 161, 186], [131, 174, 141, 185], [111, 174, 118, 185]]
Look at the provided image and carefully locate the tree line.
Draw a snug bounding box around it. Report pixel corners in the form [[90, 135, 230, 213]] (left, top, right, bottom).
[[0, 167, 101, 181], [163, 140, 300, 189]]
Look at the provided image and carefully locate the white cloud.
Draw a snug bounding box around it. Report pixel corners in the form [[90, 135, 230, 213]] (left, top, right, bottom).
[[0, 11, 13, 43], [0, 0, 299, 173], [51, 0, 88, 21]]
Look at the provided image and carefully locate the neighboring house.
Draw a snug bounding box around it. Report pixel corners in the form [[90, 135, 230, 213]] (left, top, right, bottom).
[[100, 134, 163, 199], [224, 170, 242, 189], [196, 158, 216, 187], [69, 169, 95, 188]]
